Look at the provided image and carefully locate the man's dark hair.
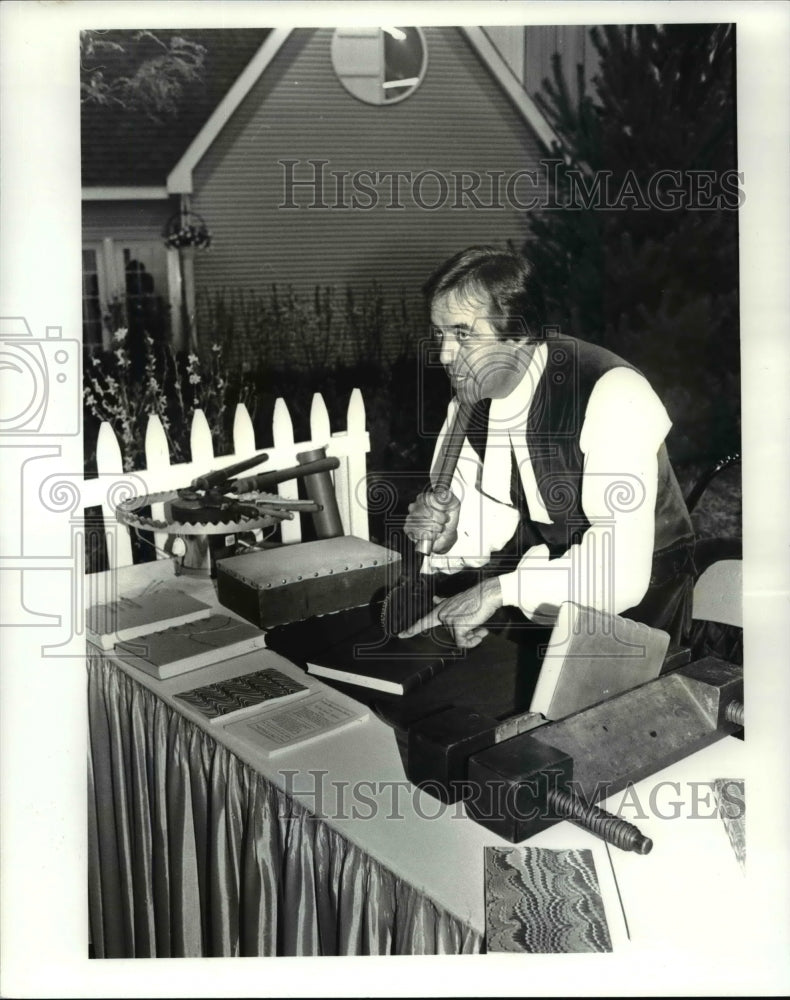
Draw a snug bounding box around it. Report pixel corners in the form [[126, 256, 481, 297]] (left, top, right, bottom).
[[423, 245, 545, 341]]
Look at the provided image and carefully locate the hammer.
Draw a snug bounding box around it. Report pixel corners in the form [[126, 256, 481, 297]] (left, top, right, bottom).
[[381, 401, 473, 636]]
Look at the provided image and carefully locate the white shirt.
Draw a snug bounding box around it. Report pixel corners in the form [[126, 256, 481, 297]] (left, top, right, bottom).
[[425, 342, 672, 623]]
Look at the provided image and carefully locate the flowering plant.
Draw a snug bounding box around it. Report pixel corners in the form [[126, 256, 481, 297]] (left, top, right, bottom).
[[83, 328, 251, 473]]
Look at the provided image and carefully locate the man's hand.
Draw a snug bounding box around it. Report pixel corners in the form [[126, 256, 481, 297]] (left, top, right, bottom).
[[404, 487, 461, 554], [398, 577, 503, 649]]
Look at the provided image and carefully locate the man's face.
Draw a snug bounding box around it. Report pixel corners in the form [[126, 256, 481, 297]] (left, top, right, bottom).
[[430, 288, 535, 404]]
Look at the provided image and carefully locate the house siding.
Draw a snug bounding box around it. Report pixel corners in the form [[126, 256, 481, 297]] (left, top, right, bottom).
[[190, 27, 550, 364], [523, 25, 601, 100], [482, 25, 601, 101]]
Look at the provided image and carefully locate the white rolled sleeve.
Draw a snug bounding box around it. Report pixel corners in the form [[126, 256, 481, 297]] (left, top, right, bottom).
[[498, 367, 672, 621]]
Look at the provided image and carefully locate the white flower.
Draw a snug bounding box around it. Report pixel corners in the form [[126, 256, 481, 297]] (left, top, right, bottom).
[[189, 373, 201, 385], [188, 353, 199, 365], [112, 328, 128, 343], [211, 342, 221, 353]]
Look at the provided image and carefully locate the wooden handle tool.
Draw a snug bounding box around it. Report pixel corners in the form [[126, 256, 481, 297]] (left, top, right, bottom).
[[381, 401, 473, 635]]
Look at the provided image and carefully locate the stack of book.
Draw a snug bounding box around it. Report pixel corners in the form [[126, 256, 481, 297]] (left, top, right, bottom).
[[115, 613, 267, 680], [89, 584, 371, 756], [87, 585, 270, 681], [86, 586, 212, 652]]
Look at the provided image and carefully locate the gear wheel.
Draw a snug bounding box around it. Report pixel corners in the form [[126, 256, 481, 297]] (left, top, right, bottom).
[[115, 489, 321, 536]]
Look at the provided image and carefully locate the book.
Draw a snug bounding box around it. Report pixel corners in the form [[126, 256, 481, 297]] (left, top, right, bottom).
[[528, 602, 670, 720], [115, 613, 267, 679], [306, 649, 443, 695], [224, 690, 369, 756], [174, 666, 310, 724], [86, 586, 212, 651], [304, 627, 464, 696]]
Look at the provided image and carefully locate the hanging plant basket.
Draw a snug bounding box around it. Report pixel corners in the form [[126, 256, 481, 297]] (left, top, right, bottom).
[[163, 211, 212, 251]]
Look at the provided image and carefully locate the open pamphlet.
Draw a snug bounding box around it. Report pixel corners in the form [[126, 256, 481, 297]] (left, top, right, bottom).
[[224, 691, 369, 757]]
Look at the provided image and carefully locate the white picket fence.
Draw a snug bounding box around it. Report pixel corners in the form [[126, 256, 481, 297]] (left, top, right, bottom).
[[82, 389, 370, 568]]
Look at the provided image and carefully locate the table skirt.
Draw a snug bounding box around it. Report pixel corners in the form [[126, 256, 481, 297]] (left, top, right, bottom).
[[87, 654, 483, 957]]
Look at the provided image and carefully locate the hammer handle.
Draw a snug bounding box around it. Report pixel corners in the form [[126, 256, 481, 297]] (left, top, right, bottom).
[[192, 451, 269, 489], [432, 402, 473, 494], [416, 401, 473, 557], [230, 456, 340, 493]]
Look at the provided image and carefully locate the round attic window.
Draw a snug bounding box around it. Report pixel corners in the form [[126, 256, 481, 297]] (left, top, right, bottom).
[[331, 27, 427, 106]]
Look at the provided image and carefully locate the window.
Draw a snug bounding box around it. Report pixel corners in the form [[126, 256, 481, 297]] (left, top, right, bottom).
[[331, 27, 428, 106], [82, 248, 105, 348], [81, 239, 172, 350], [121, 246, 169, 343]]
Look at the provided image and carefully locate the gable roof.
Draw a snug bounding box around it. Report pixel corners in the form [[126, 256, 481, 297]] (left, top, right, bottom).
[[167, 28, 291, 194], [81, 28, 271, 191], [82, 26, 560, 196]]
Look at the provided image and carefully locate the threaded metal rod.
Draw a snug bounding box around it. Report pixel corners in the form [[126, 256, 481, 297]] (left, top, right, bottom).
[[725, 700, 744, 727], [549, 788, 653, 855]]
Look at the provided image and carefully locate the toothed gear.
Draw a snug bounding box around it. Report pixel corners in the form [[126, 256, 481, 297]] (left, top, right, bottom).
[[115, 490, 320, 535]]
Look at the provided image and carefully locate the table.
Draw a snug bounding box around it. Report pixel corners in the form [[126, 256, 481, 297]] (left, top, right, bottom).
[[87, 560, 749, 959]]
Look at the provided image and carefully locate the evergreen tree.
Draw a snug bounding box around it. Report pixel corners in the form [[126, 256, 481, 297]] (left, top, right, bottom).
[[525, 24, 740, 463]]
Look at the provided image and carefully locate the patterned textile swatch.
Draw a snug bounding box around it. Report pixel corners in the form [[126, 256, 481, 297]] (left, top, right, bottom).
[[713, 778, 746, 871], [485, 846, 612, 953]]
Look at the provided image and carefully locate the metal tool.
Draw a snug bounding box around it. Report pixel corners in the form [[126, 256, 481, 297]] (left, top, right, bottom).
[[114, 451, 338, 574], [408, 656, 743, 851], [114, 451, 344, 535], [381, 401, 473, 636]]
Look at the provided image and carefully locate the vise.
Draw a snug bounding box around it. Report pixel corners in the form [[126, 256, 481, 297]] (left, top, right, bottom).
[[406, 656, 743, 852]]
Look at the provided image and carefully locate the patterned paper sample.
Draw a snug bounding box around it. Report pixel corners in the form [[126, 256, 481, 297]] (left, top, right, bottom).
[[485, 846, 613, 953], [175, 667, 308, 720], [713, 778, 746, 871]]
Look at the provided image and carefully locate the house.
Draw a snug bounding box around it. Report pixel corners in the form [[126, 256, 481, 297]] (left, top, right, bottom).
[[82, 25, 598, 362], [81, 29, 271, 351]]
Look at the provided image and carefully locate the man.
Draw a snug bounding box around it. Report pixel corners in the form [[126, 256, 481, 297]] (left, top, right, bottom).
[[401, 246, 695, 650]]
